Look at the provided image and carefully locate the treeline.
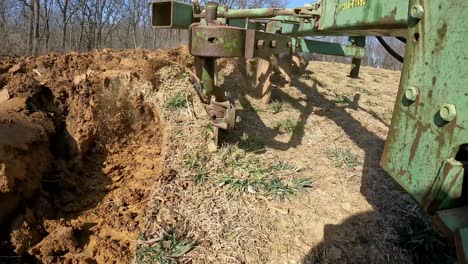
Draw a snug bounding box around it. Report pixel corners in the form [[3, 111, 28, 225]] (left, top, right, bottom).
[[304, 36, 405, 71], [0, 0, 404, 70], [0, 0, 190, 56]]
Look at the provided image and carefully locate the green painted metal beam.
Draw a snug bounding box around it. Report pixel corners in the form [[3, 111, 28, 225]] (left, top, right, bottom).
[[151, 1, 193, 29], [299, 38, 365, 59], [348, 36, 366, 78], [381, 0, 468, 211], [319, 0, 409, 36]]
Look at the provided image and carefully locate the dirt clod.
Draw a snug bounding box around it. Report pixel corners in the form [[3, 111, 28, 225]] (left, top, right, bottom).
[[0, 48, 178, 263], [0, 88, 9, 102]]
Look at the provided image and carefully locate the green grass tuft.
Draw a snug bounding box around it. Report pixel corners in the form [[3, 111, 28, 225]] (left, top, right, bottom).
[[271, 100, 286, 114], [240, 133, 265, 151], [136, 230, 195, 264], [275, 119, 297, 134], [365, 99, 378, 107], [326, 148, 360, 170], [357, 87, 373, 96], [165, 94, 186, 111]]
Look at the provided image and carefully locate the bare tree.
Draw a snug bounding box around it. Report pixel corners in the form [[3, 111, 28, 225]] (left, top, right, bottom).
[[0, 0, 402, 70]]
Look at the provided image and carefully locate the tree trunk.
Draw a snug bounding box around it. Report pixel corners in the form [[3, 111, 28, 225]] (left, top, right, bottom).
[[27, 1, 34, 55], [61, 0, 69, 50], [32, 0, 40, 56]]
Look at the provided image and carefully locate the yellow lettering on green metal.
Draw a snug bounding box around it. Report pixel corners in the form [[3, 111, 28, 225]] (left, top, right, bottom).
[[338, 0, 368, 12]]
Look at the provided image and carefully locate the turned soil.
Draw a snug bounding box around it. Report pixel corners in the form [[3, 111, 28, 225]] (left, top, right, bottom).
[[0, 48, 191, 263]]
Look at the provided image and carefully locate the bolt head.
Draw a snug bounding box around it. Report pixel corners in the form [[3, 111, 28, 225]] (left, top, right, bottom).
[[256, 40, 265, 49], [270, 40, 277, 48], [405, 86, 419, 101], [440, 103, 457, 122], [410, 4, 424, 19]]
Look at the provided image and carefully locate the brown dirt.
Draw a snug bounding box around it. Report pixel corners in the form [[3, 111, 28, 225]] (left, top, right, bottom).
[[0, 47, 191, 263]]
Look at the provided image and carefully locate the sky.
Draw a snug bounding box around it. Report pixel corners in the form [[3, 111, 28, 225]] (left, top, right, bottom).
[[286, 0, 318, 8]]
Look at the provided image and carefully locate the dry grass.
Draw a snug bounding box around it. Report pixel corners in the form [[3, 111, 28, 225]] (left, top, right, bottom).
[[138, 58, 455, 263], [137, 229, 195, 264]]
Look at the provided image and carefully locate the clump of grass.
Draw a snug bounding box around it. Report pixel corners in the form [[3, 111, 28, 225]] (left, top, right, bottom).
[[194, 169, 209, 184], [264, 177, 312, 201], [275, 119, 297, 134], [365, 99, 378, 107], [165, 94, 186, 111], [216, 145, 310, 200], [182, 144, 310, 199], [201, 122, 213, 140], [270, 160, 299, 172], [240, 133, 265, 151], [331, 95, 354, 105], [184, 149, 209, 184], [218, 175, 311, 201], [326, 148, 359, 170], [218, 176, 263, 193], [137, 230, 195, 264], [271, 100, 286, 114], [357, 87, 373, 96], [184, 150, 207, 170]]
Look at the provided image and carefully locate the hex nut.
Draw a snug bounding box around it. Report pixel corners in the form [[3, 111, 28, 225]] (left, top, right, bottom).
[[270, 40, 277, 48], [440, 103, 457, 122], [410, 4, 424, 19], [405, 86, 419, 101], [256, 40, 265, 49]]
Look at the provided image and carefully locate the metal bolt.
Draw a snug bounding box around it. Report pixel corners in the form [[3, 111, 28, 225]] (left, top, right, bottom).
[[256, 40, 265, 49], [405, 86, 419, 101], [270, 40, 277, 48], [410, 4, 424, 19], [440, 103, 457, 122]]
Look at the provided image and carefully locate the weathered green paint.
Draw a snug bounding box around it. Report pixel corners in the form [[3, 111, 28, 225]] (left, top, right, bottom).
[[423, 159, 464, 212], [222, 8, 293, 19], [300, 38, 365, 59], [455, 227, 468, 263], [432, 207, 468, 239], [202, 58, 215, 96], [250, 30, 292, 58], [227, 19, 265, 30], [348, 36, 365, 78], [191, 26, 245, 57], [151, 1, 193, 29], [280, 20, 316, 37], [381, 0, 468, 212], [405, 86, 419, 102], [320, 0, 409, 36]]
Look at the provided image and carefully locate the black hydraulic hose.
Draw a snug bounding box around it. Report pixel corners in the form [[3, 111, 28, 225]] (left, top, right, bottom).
[[396, 37, 406, 43], [376, 36, 404, 63]]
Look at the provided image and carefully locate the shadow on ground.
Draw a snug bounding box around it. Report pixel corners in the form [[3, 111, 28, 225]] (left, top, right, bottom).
[[221, 65, 455, 263]]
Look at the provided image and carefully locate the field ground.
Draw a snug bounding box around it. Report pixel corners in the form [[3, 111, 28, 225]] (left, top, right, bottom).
[[0, 47, 455, 263]]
